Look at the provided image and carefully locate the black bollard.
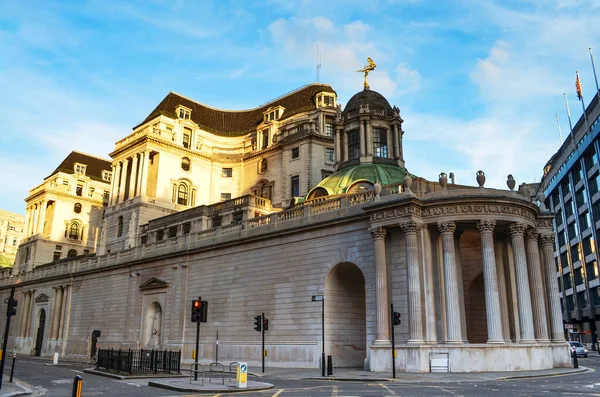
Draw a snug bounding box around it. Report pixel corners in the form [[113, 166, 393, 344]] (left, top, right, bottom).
[[9, 354, 15, 383], [327, 355, 333, 376], [72, 375, 83, 397], [572, 350, 579, 368]]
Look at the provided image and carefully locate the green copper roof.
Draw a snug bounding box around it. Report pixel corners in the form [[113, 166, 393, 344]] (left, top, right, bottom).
[[0, 254, 13, 268], [309, 164, 408, 196]]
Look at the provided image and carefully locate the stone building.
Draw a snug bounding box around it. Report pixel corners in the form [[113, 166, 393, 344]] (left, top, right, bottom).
[[15, 151, 112, 271], [0, 210, 25, 268], [1, 84, 569, 372]]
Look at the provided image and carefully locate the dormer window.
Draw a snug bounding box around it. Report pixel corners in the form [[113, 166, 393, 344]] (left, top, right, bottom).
[[316, 93, 336, 108], [102, 171, 112, 182], [177, 106, 192, 120], [74, 163, 87, 175], [263, 107, 283, 123]]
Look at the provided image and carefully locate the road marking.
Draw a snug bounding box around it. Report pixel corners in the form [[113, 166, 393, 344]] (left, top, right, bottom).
[[71, 369, 84, 374], [51, 379, 72, 384], [272, 389, 285, 397], [379, 383, 397, 396]]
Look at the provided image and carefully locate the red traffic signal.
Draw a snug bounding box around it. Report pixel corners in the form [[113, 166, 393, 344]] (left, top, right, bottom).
[[191, 300, 202, 323]]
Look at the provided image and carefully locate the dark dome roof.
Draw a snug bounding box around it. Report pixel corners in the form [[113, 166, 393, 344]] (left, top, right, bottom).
[[342, 89, 393, 120]]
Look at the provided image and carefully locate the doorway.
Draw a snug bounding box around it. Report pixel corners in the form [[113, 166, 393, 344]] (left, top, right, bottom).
[[325, 262, 366, 367], [34, 309, 45, 356]]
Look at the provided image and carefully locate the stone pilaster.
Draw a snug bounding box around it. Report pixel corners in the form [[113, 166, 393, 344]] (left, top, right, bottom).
[[476, 220, 504, 343], [119, 160, 129, 203], [25, 291, 34, 338], [129, 155, 138, 199], [370, 226, 390, 343], [111, 163, 121, 205], [540, 233, 566, 342], [525, 229, 550, 342], [58, 286, 68, 340], [438, 221, 464, 343], [50, 287, 64, 339], [508, 223, 536, 343], [360, 121, 366, 158], [19, 292, 30, 338], [400, 221, 423, 343]]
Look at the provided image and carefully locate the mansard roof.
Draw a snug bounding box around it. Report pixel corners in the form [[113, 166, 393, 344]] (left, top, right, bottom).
[[47, 151, 112, 182], [135, 84, 337, 136]]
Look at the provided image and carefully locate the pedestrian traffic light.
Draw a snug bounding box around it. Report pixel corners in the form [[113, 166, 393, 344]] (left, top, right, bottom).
[[393, 311, 401, 326], [191, 300, 201, 323], [254, 315, 262, 332], [263, 317, 269, 331], [200, 300, 208, 323], [6, 298, 17, 317]]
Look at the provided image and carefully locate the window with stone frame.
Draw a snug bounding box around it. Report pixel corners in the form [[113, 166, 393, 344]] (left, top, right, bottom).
[[178, 108, 191, 119], [74, 203, 82, 214], [291, 147, 300, 159], [74, 163, 86, 175], [373, 128, 388, 158], [177, 183, 189, 206], [53, 252, 61, 261], [221, 193, 231, 201], [347, 129, 360, 160], [76, 183, 83, 197], [183, 128, 192, 148], [325, 148, 335, 164], [182, 157, 191, 171], [262, 130, 269, 149], [222, 168, 233, 178], [325, 122, 333, 137], [67, 249, 77, 258], [291, 175, 300, 197], [68, 222, 80, 240]]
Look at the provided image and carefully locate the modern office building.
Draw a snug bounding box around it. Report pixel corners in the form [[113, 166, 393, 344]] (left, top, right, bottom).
[[540, 91, 600, 345]]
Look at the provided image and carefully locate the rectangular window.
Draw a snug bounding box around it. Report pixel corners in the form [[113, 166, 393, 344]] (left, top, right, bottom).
[[561, 180, 570, 197], [183, 132, 190, 148], [221, 193, 231, 201], [76, 183, 83, 197], [591, 287, 600, 307], [558, 231, 566, 247], [291, 175, 300, 197], [560, 252, 569, 268], [586, 260, 598, 282], [140, 235, 147, 245], [156, 230, 164, 241], [579, 211, 591, 231], [324, 96, 333, 106], [183, 222, 191, 235], [102, 171, 112, 182], [567, 221, 579, 240], [262, 130, 269, 149], [291, 147, 300, 159], [213, 217, 222, 228], [89, 187, 95, 197], [55, 245, 62, 250], [573, 164, 583, 185], [325, 123, 333, 137], [590, 174, 599, 196], [233, 212, 243, 223], [576, 188, 588, 208], [83, 249, 90, 255], [168, 226, 178, 238], [53, 252, 61, 261], [584, 148, 599, 169], [347, 129, 360, 160], [373, 128, 388, 158], [567, 295, 575, 312], [574, 266, 584, 285], [222, 168, 232, 178], [565, 199, 575, 218], [577, 290, 588, 309], [570, 245, 580, 264], [179, 108, 190, 119], [563, 274, 572, 290], [325, 148, 335, 164], [583, 236, 596, 256], [555, 210, 564, 227]]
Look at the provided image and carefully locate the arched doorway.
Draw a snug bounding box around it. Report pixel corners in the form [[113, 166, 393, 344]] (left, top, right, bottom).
[[325, 262, 366, 367], [34, 309, 46, 356], [466, 273, 487, 343]]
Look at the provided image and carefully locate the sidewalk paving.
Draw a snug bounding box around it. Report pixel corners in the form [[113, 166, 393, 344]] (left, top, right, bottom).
[[0, 376, 33, 397]]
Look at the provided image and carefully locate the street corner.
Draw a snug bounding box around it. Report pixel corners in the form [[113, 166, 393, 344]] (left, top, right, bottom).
[[148, 378, 274, 393]]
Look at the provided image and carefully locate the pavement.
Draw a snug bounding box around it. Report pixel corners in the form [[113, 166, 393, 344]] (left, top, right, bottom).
[[0, 356, 592, 395]]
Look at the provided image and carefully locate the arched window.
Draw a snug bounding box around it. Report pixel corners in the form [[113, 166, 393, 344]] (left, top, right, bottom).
[[347, 180, 374, 194], [68, 222, 79, 240], [74, 203, 82, 213], [117, 216, 123, 237], [67, 249, 77, 258], [181, 157, 190, 171], [177, 184, 188, 206]]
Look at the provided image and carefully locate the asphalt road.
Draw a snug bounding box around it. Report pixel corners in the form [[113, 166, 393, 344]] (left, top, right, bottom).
[[8, 355, 600, 396]]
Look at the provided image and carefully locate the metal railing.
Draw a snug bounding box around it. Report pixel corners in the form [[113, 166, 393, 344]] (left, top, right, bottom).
[[209, 362, 225, 385], [96, 348, 181, 375]]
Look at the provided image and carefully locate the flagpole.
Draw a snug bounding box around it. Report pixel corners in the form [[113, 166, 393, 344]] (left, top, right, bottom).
[[576, 71, 591, 134], [564, 93, 574, 132], [556, 113, 563, 143], [591, 48, 600, 96]]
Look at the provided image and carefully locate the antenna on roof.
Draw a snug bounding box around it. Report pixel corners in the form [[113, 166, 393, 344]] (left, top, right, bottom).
[[316, 43, 322, 83]]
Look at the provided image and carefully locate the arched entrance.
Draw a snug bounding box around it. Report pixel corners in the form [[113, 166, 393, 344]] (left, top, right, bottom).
[[34, 309, 46, 356], [325, 262, 366, 367], [466, 273, 487, 343]]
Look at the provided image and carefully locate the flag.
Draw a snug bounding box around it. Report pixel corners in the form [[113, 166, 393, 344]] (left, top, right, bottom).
[[576, 74, 583, 101]]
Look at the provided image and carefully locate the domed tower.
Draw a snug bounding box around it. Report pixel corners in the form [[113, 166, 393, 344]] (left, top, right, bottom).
[[307, 88, 407, 199]]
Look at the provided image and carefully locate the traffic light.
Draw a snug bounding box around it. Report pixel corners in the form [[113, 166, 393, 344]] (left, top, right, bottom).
[[254, 315, 262, 332], [263, 317, 269, 331], [393, 311, 401, 326], [7, 298, 17, 317], [191, 300, 201, 323], [200, 300, 208, 323]]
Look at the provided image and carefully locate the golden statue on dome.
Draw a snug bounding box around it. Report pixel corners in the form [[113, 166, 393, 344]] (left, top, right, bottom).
[[357, 57, 376, 89]]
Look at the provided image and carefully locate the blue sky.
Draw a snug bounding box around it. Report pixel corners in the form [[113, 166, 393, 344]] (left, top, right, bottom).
[[1, 0, 600, 215]]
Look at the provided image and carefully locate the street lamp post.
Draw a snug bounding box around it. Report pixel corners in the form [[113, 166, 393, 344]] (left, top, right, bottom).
[[312, 294, 325, 377]]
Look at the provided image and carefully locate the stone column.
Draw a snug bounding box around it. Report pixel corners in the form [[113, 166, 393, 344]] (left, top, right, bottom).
[[393, 125, 400, 159], [19, 292, 30, 338], [23, 210, 31, 238], [438, 221, 464, 343], [366, 122, 373, 157], [386, 128, 393, 159], [494, 238, 511, 342], [139, 152, 149, 198], [525, 229, 550, 342], [477, 220, 504, 343], [370, 226, 390, 343], [420, 225, 438, 343], [50, 287, 64, 339], [334, 129, 341, 163], [111, 163, 121, 205], [119, 159, 129, 202], [38, 201, 47, 235], [400, 221, 424, 343], [25, 291, 34, 338], [508, 223, 536, 343], [58, 286, 68, 340], [129, 155, 139, 199], [360, 121, 366, 158], [540, 233, 566, 341]]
